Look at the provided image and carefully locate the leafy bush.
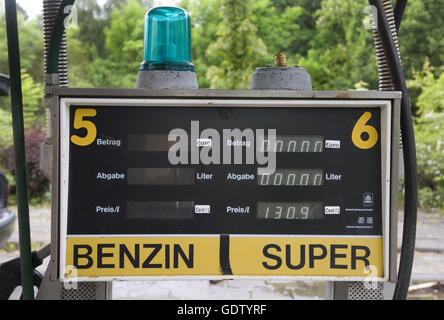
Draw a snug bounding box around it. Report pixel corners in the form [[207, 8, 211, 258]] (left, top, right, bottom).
[[0, 124, 49, 199], [0, 99, 15, 191], [0, 68, 45, 202], [0, 108, 13, 148], [414, 112, 444, 212], [408, 61, 444, 213]]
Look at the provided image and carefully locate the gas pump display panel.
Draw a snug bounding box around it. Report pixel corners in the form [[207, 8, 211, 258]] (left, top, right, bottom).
[[59, 98, 392, 281]]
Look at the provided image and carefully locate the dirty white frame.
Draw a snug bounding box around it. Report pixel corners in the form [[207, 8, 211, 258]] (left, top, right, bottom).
[[59, 98, 391, 282]]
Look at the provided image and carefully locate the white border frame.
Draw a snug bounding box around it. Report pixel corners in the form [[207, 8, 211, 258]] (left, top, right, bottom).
[[59, 98, 391, 282]]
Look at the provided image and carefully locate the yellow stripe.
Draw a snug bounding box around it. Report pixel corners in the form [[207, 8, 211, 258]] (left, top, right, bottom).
[[64, 236, 383, 278], [65, 237, 220, 278], [230, 237, 383, 277]]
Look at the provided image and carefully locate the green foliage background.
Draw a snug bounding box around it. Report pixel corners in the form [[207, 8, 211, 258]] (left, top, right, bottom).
[[0, 0, 442, 212]]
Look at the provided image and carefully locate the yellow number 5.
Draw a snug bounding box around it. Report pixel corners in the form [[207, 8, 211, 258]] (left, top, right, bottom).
[[352, 112, 378, 149], [71, 109, 97, 146]]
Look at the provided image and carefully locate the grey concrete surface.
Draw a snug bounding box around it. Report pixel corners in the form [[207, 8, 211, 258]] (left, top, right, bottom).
[[1, 206, 443, 299], [398, 210, 444, 281], [250, 66, 313, 91], [136, 70, 198, 89]]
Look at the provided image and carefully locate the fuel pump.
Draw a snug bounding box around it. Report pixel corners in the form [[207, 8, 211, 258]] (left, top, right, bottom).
[[0, 0, 416, 301]]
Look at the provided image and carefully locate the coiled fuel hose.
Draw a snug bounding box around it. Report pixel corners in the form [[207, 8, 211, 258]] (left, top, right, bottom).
[[44, 0, 72, 86], [369, 0, 417, 300]]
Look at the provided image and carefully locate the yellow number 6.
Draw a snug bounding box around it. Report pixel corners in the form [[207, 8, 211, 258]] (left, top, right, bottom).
[[352, 112, 378, 149], [71, 109, 97, 146]]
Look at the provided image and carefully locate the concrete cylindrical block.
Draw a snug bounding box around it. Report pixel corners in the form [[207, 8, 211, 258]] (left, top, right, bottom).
[[136, 70, 198, 89], [250, 66, 312, 90]]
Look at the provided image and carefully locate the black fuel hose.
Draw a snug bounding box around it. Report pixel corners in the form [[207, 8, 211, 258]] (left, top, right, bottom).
[[394, 0, 408, 33], [4, 0, 34, 300], [369, 0, 418, 300]]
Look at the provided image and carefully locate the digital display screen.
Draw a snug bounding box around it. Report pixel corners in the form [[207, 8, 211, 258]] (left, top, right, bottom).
[[262, 136, 323, 152], [66, 104, 383, 236], [257, 169, 324, 186], [127, 134, 177, 151], [257, 202, 323, 220], [127, 168, 195, 185], [127, 201, 194, 219]]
